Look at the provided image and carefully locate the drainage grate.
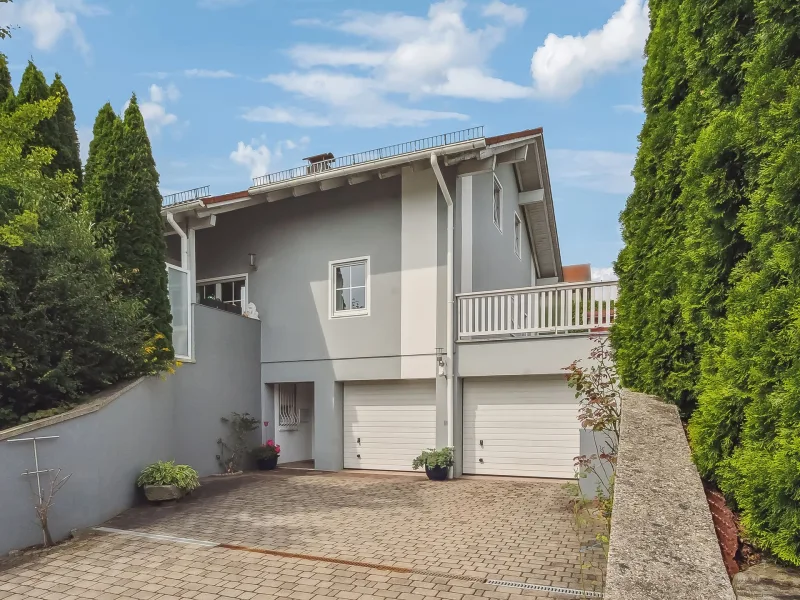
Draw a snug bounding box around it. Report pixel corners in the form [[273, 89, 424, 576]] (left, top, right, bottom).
[[486, 579, 604, 598]]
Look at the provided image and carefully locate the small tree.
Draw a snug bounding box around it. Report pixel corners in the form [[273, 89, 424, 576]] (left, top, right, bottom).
[[29, 468, 72, 547], [218, 412, 259, 473], [564, 336, 621, 515]]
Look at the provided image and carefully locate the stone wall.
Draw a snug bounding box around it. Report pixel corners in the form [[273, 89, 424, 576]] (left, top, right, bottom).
[[604, 391, 735, 600]]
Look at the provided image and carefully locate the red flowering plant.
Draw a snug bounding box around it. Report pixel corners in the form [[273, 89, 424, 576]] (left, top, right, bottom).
[[251, 439, 281, 460]]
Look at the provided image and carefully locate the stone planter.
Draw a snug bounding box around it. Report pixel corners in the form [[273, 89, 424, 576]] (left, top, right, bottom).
[[143, 484, 185, 502]]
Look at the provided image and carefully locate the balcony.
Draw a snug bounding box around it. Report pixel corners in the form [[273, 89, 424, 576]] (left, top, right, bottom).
[[456, 281, 618, 342]]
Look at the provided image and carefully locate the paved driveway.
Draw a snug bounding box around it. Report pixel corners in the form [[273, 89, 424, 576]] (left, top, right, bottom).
[[0, 471, 605, 599]]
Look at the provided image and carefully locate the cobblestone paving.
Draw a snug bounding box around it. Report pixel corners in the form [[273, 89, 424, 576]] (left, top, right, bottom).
[[0, 472, 606, 599]]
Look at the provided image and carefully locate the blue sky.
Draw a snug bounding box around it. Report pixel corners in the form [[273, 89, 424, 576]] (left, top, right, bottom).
[[0, 0, 648, 277]]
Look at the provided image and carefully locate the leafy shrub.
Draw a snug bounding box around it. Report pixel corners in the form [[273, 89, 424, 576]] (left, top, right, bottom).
[[411, 447, 454, 470], [251, 439, 281, 460], [136, 461, 199, 491], [218, 412, 259, 473]]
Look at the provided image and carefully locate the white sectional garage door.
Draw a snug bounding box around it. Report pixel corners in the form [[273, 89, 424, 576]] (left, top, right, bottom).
[[463, 376, 578, 478], [343, 380, 436, 471]]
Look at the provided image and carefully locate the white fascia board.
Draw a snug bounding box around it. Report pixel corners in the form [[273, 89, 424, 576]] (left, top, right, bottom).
[[160, 199, 205, 217], [248, 139, 487, 196], [479, 134, 541, 160]]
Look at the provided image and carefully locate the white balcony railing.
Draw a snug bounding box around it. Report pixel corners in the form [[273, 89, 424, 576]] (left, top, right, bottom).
[[457, 281, 618, 340]]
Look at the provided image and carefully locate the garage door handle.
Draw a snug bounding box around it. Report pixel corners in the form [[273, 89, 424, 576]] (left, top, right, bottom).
[[357, 454, 361, 459], [357, 437, 361, 444], [479, 440, 484, 447], [479, 458, 484, 463]]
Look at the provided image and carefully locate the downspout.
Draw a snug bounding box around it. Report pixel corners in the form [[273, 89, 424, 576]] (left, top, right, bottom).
[[166, 212, 188, 270], [430, 153, 454, 451]]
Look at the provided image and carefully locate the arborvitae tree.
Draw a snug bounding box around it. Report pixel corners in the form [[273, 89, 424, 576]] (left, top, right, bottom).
[[688, 0, 800, 565], [49, 74, 82, 189], [84, 102, 123, 245], [612, 0, 693, 410], [86, 97, 173, 361], [15, 62, 59, 176], [0, 96, 151, 428], [0, 53, 13, 111], [617, 0, 800, 565]]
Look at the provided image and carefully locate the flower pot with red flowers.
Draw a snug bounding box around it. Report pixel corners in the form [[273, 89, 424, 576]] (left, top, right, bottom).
[[411, 447, 454, 481], [252, 440, 281, 470]]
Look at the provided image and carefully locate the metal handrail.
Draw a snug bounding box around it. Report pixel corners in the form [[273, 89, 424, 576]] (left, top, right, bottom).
[[162, 185, 211, 207], [455, 280, 619, 299], [252, 126, 485, 187]]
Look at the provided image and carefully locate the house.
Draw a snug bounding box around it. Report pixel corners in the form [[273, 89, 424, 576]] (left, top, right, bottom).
[[161, 126, 617, 478]]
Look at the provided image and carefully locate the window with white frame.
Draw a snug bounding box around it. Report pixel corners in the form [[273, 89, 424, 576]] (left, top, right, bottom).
[[514, 212, 522, 258], [196, 275, 247, 314], [492, 174, 503, 232], [331, 257, 369, 317]]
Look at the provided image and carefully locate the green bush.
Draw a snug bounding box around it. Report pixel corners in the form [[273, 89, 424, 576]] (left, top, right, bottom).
[[411, 447, 454, 470], [616, 0, 800, 564], [136, 461, 200, 491]]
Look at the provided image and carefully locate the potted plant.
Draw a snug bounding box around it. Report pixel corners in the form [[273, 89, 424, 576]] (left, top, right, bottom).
[[412, 447, 454, 481], [137, 460, 200, 502], [252, 439, 281, 470]]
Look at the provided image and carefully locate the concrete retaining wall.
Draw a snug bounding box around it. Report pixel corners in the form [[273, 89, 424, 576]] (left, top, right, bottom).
[[0, 304, 261, 555], [605, 391, 735, 600]]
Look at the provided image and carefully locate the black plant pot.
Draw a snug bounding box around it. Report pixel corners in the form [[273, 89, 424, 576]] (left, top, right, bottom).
[[425, 465, 449, 481], [256, 456, 279, 471]]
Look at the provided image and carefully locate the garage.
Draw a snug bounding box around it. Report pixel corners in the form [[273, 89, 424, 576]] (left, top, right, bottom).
[[343, 380, 436, 471], [463, 376, 579, 478]]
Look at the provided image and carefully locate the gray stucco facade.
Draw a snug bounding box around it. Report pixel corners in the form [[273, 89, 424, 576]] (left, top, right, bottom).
[[0, 305, 261, 554]]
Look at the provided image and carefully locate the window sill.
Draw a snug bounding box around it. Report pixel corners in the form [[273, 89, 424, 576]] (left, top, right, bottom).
[[331, 310, 369, 319]]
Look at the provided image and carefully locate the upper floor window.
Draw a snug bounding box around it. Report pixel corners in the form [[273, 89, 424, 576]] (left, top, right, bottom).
[[331, 257, 369, 318], [197, 275, 247, 315], [492, 174, 503, 232], [514, 212, 522, 259]]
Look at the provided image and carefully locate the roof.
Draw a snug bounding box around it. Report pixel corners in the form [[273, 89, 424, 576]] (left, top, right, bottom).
[[562, 264, 592, 283], [204, 189, 249, 205], [485, 127, 543, 146]]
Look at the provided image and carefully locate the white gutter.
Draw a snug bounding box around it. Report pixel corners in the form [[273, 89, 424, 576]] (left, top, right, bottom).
[[250, 139, 486, 196], [430, 153, 455, 453], [165, 212, 188, 270]]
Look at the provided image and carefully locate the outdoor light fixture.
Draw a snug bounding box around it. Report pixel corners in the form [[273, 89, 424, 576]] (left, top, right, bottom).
[[249, 253, 257, 270], [436, 347, 446, 376]]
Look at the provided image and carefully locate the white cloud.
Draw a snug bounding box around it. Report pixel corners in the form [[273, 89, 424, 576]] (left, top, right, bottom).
[[130, 83, 181, 134], [548, 149, 636, 195], [184, 68, 237, 78], [263, 1, 530, 127], [592, 267, 618, 282], [614, 103, 645, 114], [0, 0, 108, 57], [530, 0, 649, 98], [149, 83, 180, 103], [230, 141, 271, 179], [243, 106, 331, 127], [482, 1, 527, 26]]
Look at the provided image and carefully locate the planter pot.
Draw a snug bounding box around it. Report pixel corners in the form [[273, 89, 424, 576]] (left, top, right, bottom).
[[143, 484, 185, 502], [425, 465, 450, 481], [256, 456, 279, 471]]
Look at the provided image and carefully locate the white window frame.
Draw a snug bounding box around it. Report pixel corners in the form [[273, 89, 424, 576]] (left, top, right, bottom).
[[329, 256, 370, 319], [514, 212, 522, 259], [196, 273, 249, 315], [492, 173, 503, 233], [166, 263, 192, 361]]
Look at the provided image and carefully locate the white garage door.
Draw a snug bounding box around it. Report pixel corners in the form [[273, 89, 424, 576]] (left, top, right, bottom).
[[343, 380, 436, 471], [463, 376, 578, 478]]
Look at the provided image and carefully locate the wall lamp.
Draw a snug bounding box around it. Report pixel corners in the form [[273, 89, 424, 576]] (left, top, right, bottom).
[[249, 253, 257, 270]]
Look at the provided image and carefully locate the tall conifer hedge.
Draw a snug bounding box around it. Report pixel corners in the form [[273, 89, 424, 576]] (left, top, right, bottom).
[[615, 0, 800, 564]]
